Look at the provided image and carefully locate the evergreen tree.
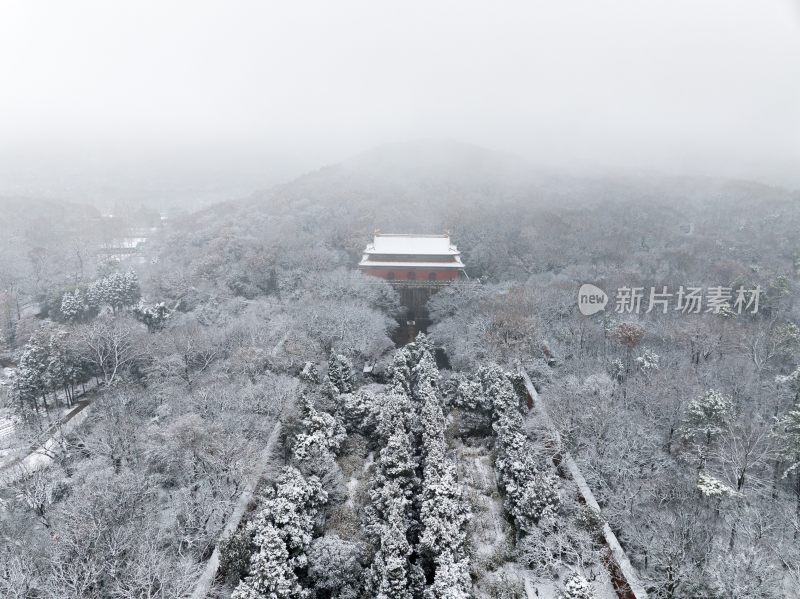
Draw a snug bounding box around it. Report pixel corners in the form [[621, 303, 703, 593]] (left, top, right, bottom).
[[60, 290, 85, 322], [12, 336, 49, 412], [419, 461, 469, 559], [86, 270, 141, 313], [558, 573, 594, 599], [452, 375, 490, 412], [368, 516, 413, 599], [247, 466, 327, 566], [132, 301, 170, 332], [387, 348, 413, 396], [375, 391, 416, 442], [425, 552, 472, 599], [232, 523, 308, 599], [683, 389, 733, 446], [342, 389, 379, 435], [412, 351, 439, 398], [378, 430, 418, 489], [324, 350, 354, 396], [307, 536, 364, 599], [775, 403, 800, 478], [12, 326, 85, 412], [293, 397, 345, 491], [295, 395, 346, 454]]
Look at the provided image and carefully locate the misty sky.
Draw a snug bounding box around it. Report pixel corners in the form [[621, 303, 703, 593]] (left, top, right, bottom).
[[1, 0, 799, 205]]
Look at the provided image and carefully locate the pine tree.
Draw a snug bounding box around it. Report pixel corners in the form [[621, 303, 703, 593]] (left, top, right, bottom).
[[683, 389, 733, 446], [425, 551, 472, 599], [307, 536, 364, 599], [408, 332, 434, 364], [60, 290, 84, 322], [558, 573, 594, 599], [453, 375, 490, 412], [132, 301, 170, 332], [369, 516, 413, 599], [470, 365, 561, 530], [231, 523, 308, 599], [248, 466, 327, 563], [342, 389, 379, 434], [376, 391, 415, 442], [375, 431, 418, 501], [387, 347, 414, 396], [292, 397, 345, 490], [296, 395, 346, 454], [12, 327, 69, 412], [324, 350, 354, 396], [419, 381, 445, 462], [412, 351, 439, 398], [86, 271, 141, 313], [419, 461, 469, 558], [775, 403, 800, 477]]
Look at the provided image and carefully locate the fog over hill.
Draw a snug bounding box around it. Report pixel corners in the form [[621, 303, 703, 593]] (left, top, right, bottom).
[[3, 138, 800, 599], [3, 2, 800, 596], [156, 140, 798, 296]]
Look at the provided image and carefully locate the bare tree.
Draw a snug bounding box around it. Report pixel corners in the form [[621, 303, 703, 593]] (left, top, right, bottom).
[[75, 316, 146, 385]]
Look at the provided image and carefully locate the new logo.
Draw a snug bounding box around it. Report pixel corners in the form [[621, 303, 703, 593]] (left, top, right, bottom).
[[578, 283, 608, 316]]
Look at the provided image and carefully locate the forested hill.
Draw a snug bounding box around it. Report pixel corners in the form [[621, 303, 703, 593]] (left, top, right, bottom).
[[155, 141, 799, 299], [3, 142, 800, 598], [143, 143, 800, 596]]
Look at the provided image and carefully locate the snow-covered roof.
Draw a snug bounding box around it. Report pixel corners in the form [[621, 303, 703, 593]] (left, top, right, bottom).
[[364, 233, 459, 256]]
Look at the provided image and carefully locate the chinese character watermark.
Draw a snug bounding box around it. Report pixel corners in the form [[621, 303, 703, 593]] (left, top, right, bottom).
[[578, 284, 762, 316]]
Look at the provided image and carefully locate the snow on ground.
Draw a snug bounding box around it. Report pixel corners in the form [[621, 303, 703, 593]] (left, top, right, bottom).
[[454, 438, 535, 597], [343, 450, 372, 510], [452, 422, 618, 599], [0, 402, 93, 484]]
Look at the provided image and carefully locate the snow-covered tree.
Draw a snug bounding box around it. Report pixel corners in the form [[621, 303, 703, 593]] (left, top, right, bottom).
[[292, 396, 345, 491], [558, 573, 594, 599], [247, 466, 327, 565], [452, 375, 490, 412], [465, 364, 561, 531], [683, 389, 733, 446], [412, 350, 439, 398], [342, 389, 379, 434], [132, 301, 170, 332], [425, 551, 471, 599], [696, 471, 739, 498], [86, 270, 141, 314], [375, 390, 416, 442], [635, 349, 660, 372], [383, 429, 418, 478], [387, 350, 413, 396], [324, 350, 354, 396], [776, 366, 800, 401], [419, 382, 445, 456], [307, 536, 364, 599], [60, 289, 86, 322], [774, 402, 800, 481], [368, 516, 414, 599], [12, 332, 50, 410], [295, 395, 346, 455], [12, 325, 87, 412], [232, 523, 307, 599], [494, 424, 559, 529], [419, 460, 469, 559]]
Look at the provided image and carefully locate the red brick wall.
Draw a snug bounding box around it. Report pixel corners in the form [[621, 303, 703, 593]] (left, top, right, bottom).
[[361, 267, 460, 281]]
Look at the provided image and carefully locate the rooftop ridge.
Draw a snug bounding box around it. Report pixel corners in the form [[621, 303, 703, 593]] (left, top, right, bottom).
[[373, 233, 450, 238]]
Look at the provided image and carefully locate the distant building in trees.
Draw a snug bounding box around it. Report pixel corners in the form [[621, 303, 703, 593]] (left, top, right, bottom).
[[359, 233, 466, 342]]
